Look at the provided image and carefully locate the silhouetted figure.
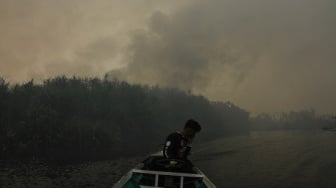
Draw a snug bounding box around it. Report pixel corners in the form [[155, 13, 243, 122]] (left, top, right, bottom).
[[161, 119, 201, 172]]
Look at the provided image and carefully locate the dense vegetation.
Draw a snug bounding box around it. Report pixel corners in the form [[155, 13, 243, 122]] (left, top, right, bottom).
[[0, 77, 249, 163]]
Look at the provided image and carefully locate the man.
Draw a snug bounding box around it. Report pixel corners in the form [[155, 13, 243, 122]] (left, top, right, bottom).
[[163, 119, 202, 160]]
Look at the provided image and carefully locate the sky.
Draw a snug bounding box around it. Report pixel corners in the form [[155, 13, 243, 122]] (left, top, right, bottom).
[[1, 0, 335, 114]]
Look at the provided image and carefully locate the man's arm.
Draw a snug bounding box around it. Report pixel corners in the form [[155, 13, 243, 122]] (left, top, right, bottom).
[[164, 133, 181, 159]]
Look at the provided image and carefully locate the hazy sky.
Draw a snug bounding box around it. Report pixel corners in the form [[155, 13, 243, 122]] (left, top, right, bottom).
[[1, 0, 335, 114]]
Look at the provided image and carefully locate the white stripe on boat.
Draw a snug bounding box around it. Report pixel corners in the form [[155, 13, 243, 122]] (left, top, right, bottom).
[[113, 167, 216, 188]]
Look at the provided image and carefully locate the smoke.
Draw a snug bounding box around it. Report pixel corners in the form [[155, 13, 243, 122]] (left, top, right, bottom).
[[107, 0, 336, 114], [0, 0, 187, 81], [1, 0, 335, 114], [108, 2, 259, 93]]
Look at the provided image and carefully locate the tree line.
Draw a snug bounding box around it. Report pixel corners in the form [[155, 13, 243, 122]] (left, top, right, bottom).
[[0, 77, 249, 163], [250, 110, 334, 131]]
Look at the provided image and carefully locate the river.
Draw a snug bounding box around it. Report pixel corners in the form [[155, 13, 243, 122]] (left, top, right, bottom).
[[191, 130, 336, 188], [2, 130, 336, 188]]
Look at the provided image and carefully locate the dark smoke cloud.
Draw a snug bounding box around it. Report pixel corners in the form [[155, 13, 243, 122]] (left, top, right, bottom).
[[1, 0, 335, 114], [108, 3, 258, 92], [107, 0, 336, 114]]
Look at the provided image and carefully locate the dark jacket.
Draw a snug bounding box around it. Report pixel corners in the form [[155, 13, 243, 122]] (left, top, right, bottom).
[[163, 132, 190, 159]]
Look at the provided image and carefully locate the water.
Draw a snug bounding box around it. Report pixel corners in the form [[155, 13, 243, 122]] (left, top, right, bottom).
[[191, 130, 336, 188], [2, 130, 336, 188]]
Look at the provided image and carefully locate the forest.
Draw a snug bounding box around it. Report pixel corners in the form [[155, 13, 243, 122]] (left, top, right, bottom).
[[0, 77, 249, 164], [1, 76, 332, 164]]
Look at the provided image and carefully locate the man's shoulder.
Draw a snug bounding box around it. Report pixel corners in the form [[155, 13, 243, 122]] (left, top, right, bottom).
[[166, 132, 182, 140]]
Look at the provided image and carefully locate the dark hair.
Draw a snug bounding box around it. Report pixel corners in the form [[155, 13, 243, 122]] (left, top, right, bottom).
[[184, 119, 202, 132]]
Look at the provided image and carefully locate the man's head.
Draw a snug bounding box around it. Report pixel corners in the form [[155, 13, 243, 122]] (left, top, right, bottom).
[[183, 119, 201, 140]]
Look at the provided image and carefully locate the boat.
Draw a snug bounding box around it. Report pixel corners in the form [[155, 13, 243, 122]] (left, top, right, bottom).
[[112, 152, 216, 188]]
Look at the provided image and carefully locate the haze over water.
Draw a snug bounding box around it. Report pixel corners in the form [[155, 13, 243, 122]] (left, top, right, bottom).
[[192, 130, 336, 188]]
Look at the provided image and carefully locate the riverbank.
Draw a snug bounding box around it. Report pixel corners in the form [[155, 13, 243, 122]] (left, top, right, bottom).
[[0, 157, 142, 188]]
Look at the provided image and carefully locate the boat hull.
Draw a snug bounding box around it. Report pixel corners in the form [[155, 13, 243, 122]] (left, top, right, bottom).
[[112, 156, 216, 188]]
